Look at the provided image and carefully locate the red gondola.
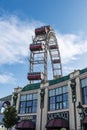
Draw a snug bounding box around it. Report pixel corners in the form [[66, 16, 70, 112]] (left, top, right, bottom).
[[35, 25, 51, 36], [52, 59, 60, 64], [27, 72, 44, 80], [30, 43, 45, 51], [49, 45, 57, 49]]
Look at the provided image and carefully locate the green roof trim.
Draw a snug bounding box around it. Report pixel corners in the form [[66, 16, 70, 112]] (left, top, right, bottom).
[[22, 83, 40, 91], [22, 75, 70, 91], [49, 75, 70, 86], [80, 68, 87, 74], [0, 95, 12, 101]]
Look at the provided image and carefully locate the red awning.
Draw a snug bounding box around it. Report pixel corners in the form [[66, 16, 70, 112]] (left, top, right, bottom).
[[46, 118, 69, 128], [83, 116, 87, 124], [15, 120, 35, 129]]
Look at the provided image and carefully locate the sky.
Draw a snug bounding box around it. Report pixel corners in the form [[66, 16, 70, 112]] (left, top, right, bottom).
[[0, 0, 87, 98]]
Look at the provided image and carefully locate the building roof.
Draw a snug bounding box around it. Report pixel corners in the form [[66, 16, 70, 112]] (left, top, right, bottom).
[[0, 95, 12, 101], [22, 75, 69, 92], [22, 83, 40, 91], [22, 67, 87, 92], [80, 67, 87, 74], [49, 75, 69, 86], [1, 68, 87, 96]]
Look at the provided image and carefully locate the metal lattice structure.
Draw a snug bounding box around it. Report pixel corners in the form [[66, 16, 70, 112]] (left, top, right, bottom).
[[27, 25, 62, 83]]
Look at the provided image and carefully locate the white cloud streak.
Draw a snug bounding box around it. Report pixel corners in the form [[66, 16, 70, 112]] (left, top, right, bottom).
[[0, 73, 16, 84], [0, 15, 43, 64], [56, 33, 87, 63]]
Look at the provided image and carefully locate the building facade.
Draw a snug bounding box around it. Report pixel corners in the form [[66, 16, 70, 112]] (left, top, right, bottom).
[[10, 68, 87, 130]]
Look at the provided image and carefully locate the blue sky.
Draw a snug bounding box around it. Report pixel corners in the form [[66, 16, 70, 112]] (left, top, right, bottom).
[[0, 0, 87, 98]]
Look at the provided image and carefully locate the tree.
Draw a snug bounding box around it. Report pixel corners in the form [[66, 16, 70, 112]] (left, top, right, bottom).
[[3, 106, 18, 130]]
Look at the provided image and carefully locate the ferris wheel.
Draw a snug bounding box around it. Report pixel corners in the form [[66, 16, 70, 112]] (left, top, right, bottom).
[[27, 25, 62, 83]]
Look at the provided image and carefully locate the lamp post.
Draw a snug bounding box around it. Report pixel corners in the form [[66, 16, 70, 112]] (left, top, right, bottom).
[[77, 102, 84, 130]]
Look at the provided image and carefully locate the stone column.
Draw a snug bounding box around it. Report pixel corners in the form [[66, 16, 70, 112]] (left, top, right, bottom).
[[68, 80, 75, 130], [42, 88, 48, 130], [76, 77, 82, 130], [36, 82, 49, 130], [69, 70, 80, 130], [36, 90, 41, 130]]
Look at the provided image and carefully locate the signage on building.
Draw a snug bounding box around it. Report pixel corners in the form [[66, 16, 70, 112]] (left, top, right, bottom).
[[18, 115, 36, 122], [47, 111, 69, 121]]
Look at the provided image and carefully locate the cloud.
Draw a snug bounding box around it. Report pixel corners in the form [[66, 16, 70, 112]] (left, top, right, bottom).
[[62, 66, 80, 75], [56, 32, 87, 63], [0, 14, 87, 67], [0, 73, 16, 84], [0, 15, 43, 64]]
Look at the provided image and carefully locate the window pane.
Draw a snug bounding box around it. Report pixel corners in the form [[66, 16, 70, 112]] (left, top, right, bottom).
[[63, 102, 67, 108], [20, 101, 26, 107], [59, 102, 62, 109], [26, 108, 29, 113], [19, 108, 25, 114], [33, 100, 37, 106], [58, 87, 62, 94], [32, 106, 37, 113], [27, 94, 32, 100], [63, 94, 68, 101], [83, 87, 87, 95], [20, 95, 26, 101], [49, 104, 55, 111], [33, 94, 38, 99], [84, 96, 87, 104], [56, 103, 59, 109], [28, 107, 32, 113], [49, 89, 55, 97], [19, 93, 37, 114], [56, 88, 59, 95], [48, 86, 69, 111], [81, 78, 87, 88], [49, 97, 55, 104], [85, 78, 87, 86], [56, 95, 62, 102], [26, 101, 32, 106], [81, 79, 85, 87], [56, 96, 60, 102], [63, 86, 68, 93], [82, 87, 87, 105]]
